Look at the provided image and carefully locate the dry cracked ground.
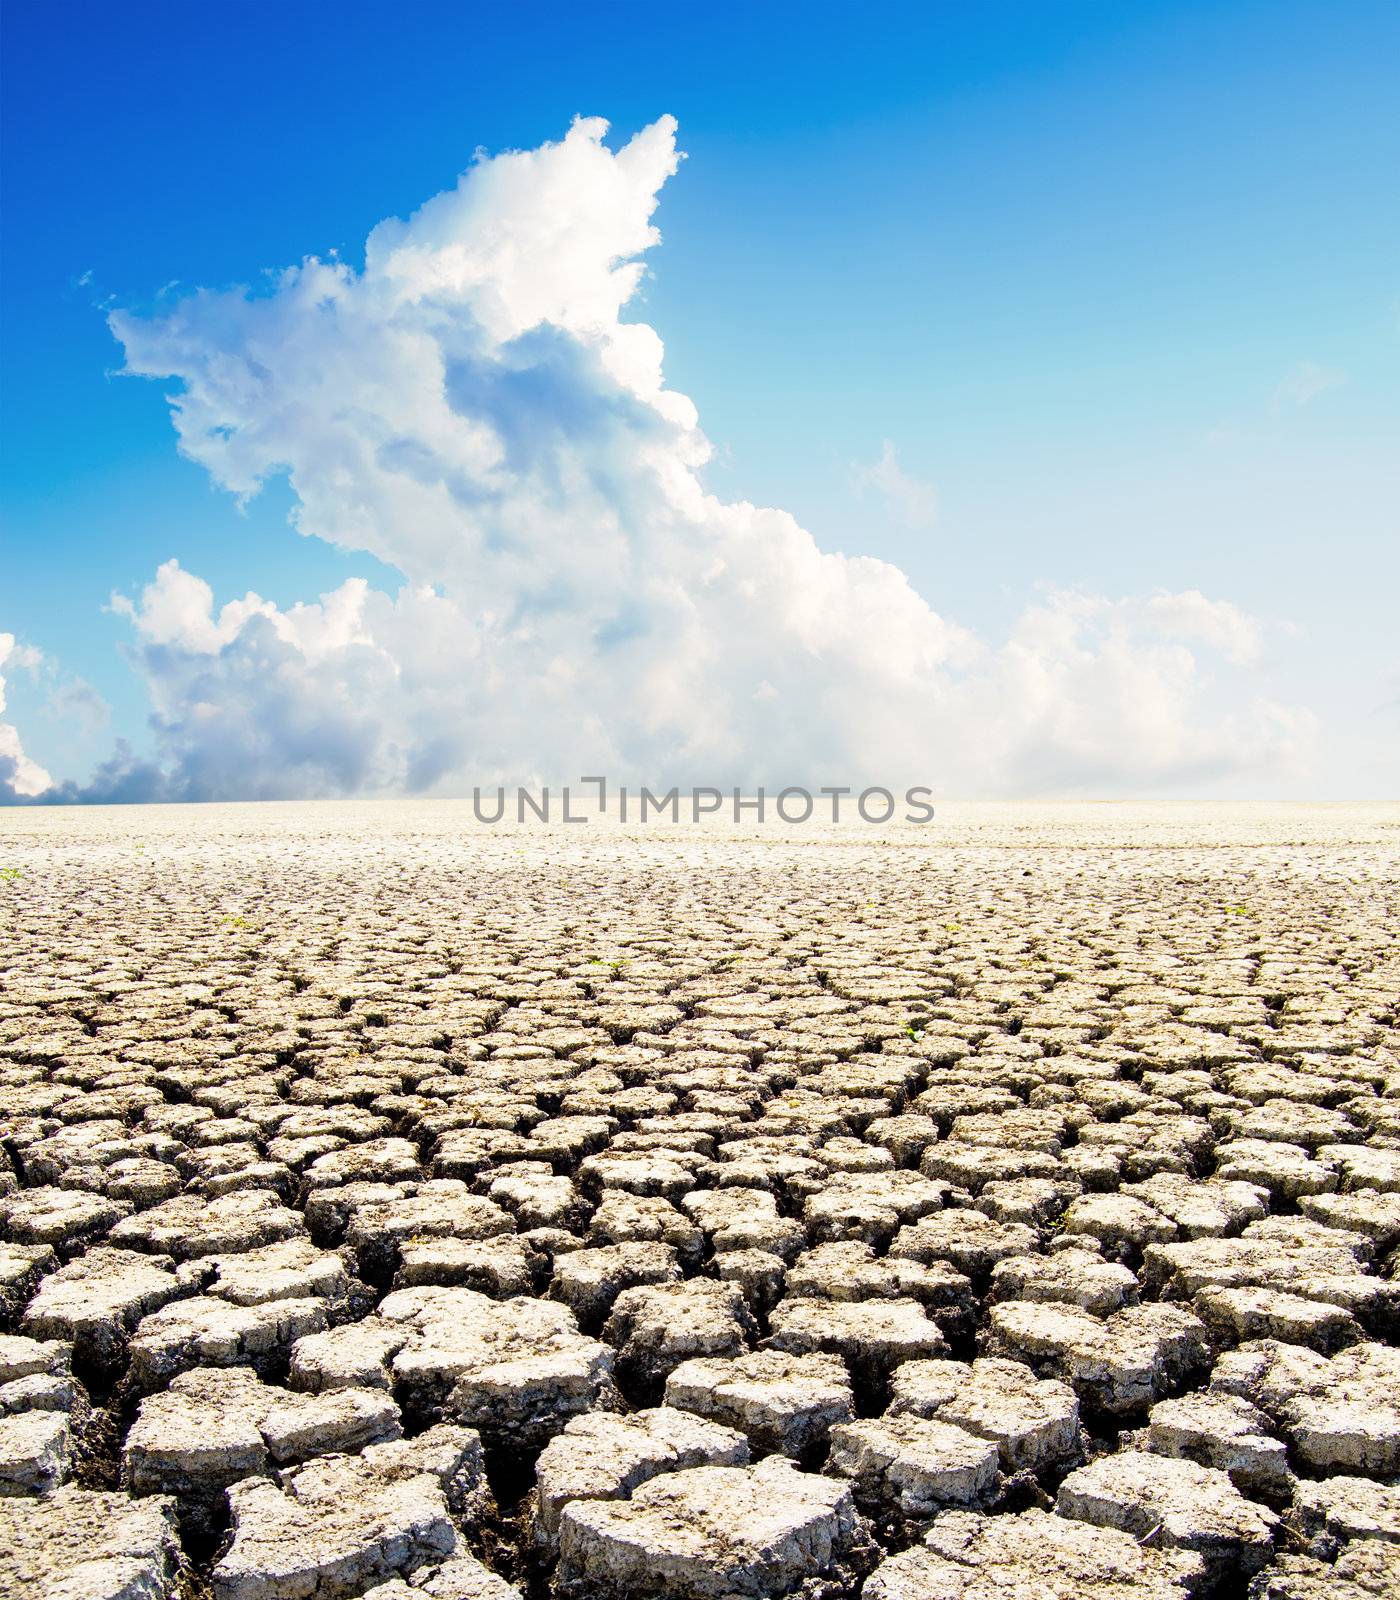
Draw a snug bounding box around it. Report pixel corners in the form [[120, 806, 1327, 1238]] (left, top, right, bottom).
[[1, 800, 1398, 1600]]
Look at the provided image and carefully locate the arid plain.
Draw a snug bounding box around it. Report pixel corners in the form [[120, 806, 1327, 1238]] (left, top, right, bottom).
[[1, 801, 1397, 1600]]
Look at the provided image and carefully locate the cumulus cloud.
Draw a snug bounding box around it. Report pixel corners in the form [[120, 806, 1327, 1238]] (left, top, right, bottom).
[[0, 634, 53, 799], [16, 115, 1315, 800], [1142, 591, 1263, 667], [87, 566, 1310, 800], [853, 441, 938, 530], [43, 676, 111, 735], [984, 590, 1311, 794]]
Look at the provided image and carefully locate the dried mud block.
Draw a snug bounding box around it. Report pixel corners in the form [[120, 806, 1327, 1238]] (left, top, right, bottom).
[[0, 1484, 185, 1599], [188, 1236, 356, 1306], [888, 1211, 1040, 1280], [22, 1246, 185, 1369], [827, 1413, 1001, 1523], [109, 1190, 305, 1260], [0, 1331, 70, 1386], [987, 1249, 1137, 1316], [376, 1286, 617, 1446], [394, 1236, 537, 1296], [0, 1407, 71, 1494], [587, 1192, 703, 1268], [985, 1301, 1207, 1417], [0, 1242, 54, 1323], [126, 1295, 329, 1392], [1298, 1191, 1400, 1252], [1248, 1542, 1400, 1600], [1057, 1450, 1278, 1585], [343, 1182, 514, 1280], [603, 1279, 755, 1393], [290, 1319, 410, 1394], [802, 1171, 950, 1247], [0, 1187, 130, 1255], [1289, 1474, 1400, 1558], [124, 1365, 402, 1530], [1195, 1284, 1362, 1353], [1120, 1175, 1270, 1239], [1212, 1339, 1400, 1477], [863, 1508, 1203, 1600], [767, 1297, 946, 1399], [664, 1349, 854, 1458], [556, 1455, 876, 1599], [550, 1242, 680, 1330], [1059, 1194, 1179, 1254], [532, 1405, 747, 1548], [212, 1426, 484, 1600], [361, 1552, 523, 1600], [887, 1356, 1082, 1474], [784, 1241, 973, 1338], [1130, 1390, 1293, 1502], [711, 1247, 789, 1316], [1214, 1140, 1338, 1203]]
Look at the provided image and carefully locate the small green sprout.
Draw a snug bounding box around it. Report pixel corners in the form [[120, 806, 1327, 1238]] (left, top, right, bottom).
[[221, 915, 249, 930], [0, 867, 21, 882]]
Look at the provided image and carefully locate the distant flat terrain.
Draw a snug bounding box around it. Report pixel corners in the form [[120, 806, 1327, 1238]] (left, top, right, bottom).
[[1, 802, 1397, 1600]]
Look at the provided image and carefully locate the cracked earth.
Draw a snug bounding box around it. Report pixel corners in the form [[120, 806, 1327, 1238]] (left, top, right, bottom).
[[1, 800, 1397, 1600]]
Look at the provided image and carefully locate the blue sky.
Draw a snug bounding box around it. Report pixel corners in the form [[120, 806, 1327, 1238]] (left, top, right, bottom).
[[2, 0, 1396, 798]]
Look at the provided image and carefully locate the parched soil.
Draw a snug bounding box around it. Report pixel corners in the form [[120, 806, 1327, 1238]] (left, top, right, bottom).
[[1, 801, 1397, 1600]]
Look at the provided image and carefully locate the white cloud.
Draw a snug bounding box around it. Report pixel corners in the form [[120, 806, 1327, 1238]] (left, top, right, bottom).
[[1143, 590, 1262, 666], [1274, 361, 1346, 407], [100, 568, 1311, 799], [853, 440, 938, 530], [17, 115, 1315, 801], [0, 634, 53, 798], [44, 676, 110, 735], [982, 589, 1312, 794]]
